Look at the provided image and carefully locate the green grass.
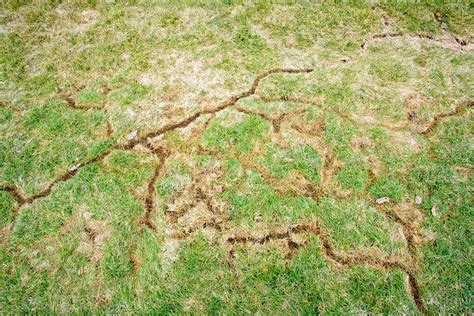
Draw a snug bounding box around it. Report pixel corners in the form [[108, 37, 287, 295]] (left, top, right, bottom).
[[1, 1, 473, 314], [201, 112, 270, 153]]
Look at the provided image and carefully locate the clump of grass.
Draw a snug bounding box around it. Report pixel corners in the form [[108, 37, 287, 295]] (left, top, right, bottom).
[[201, 113, 269, 153]]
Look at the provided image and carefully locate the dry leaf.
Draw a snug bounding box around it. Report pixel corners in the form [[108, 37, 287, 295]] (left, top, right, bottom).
[[78, 266, 85, 276], [415, 195, 422, 205], [431, 205, 438, 217], [398, 227, 405, 239], [376, 197, 390, 204], [125, 130, 138, 141], [69, 163, 82, 173]]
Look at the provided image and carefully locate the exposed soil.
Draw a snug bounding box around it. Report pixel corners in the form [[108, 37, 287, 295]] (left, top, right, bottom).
[[63, 85, 113, 137], [361, 32, 472, 51], [141, 146, 169, 230], [419, 99, 473, 135]]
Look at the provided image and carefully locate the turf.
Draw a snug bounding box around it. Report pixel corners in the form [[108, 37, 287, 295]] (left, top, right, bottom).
[[1, 1, 473, 314]]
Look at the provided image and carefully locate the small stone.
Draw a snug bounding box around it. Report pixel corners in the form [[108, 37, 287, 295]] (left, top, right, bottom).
[[125, 130, 138, 141], [415, 195, 422, 205], [376, 197, 390, 204], [440, 22, 448, 30], [431, 204, 439, 217]]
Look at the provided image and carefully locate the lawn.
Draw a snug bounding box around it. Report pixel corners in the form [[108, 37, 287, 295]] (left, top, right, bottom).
[[1, 1, 473, 314]]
